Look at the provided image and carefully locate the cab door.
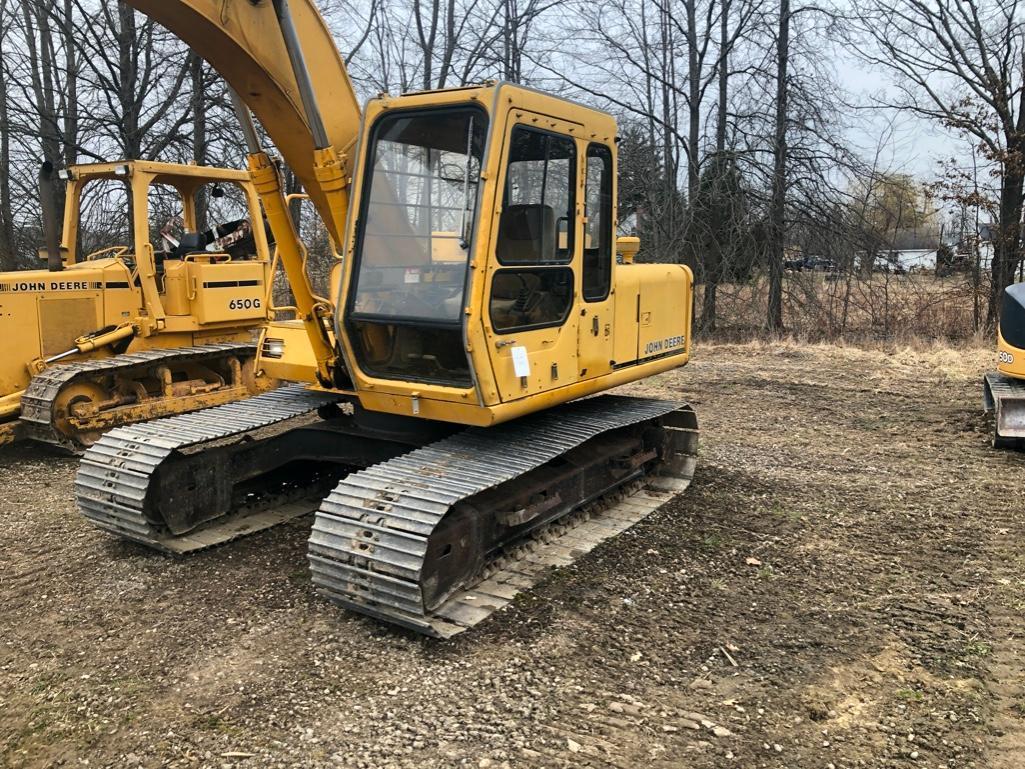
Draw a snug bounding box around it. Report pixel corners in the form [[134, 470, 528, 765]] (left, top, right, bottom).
[[577, 143, 615, 380], [482, 115, 581, 402]]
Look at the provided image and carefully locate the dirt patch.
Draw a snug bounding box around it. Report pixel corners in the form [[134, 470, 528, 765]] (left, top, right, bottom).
[[0, 340, 1020, 767]]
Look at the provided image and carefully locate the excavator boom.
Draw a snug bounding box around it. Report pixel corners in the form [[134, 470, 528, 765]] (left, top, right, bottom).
[[124, 0, 359, 244]]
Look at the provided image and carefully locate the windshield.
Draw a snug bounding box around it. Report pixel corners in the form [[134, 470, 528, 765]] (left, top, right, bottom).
[[351, 107, 487, 324]]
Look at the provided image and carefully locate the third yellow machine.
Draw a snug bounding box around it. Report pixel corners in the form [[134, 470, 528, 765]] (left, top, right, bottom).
[[76, 0, 699, 636], [985, 284, 1025, 445], [0, 160, 275, 451]]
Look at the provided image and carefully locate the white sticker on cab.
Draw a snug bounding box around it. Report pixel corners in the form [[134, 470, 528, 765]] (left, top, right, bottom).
[[511, 346, 530, 378]]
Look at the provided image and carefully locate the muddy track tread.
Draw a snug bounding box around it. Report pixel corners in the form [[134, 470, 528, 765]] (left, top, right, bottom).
[[20, 343, 258, 450], [75, 384, 341, 550], [308, 394, 698, 637]]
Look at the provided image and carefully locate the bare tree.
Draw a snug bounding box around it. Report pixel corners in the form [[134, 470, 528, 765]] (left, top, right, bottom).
[[18, 0, 67, 219], [765, 0, 789, 331], [72, 1, 191, 159], [0, 0, 15, 270], [845, 0, 1025, 326]]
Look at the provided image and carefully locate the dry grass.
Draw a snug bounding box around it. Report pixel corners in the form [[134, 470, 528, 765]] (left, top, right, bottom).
[[699, 272, 990, 343], [693, 336, 994, 377]]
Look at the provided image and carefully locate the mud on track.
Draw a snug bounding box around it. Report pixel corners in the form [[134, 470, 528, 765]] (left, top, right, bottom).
[[1, 341, 1021, 768]]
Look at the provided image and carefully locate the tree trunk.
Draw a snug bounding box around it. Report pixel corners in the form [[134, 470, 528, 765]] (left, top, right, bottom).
[[20, 0, 65, 243], [989, 148, 1025, 327], [715, 0, 730, 156], [685, 0, 700, 201], [767, 0, 789, 333], [503, 0, 522, 82], [701, 0, 732, 332], [414, 0, 440, 90], [0, 2, 15, 271], [61, 0, 78, 167], [659, 0, 677, 261], [117, 4, 143, 159], [701, 274, 718, 331]]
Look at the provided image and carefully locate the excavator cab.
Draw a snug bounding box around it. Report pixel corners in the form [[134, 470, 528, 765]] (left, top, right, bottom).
[[334, 83, 693, 427]]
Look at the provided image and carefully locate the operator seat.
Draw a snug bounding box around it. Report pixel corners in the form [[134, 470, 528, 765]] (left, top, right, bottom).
[[173, 232, 206, 260]]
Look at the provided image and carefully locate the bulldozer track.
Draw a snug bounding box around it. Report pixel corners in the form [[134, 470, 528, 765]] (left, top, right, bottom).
[[20, 343, 260, 452], [75, 384, 341, 552], [308, 395, 698, 638]]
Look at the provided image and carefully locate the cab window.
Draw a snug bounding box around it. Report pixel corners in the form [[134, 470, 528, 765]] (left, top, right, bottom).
[[490, 126, 576, 332], [583, 144, 612, 302], [347, 106, 486, 387]]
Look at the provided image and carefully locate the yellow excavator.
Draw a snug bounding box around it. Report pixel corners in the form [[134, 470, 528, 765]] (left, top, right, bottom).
[[0, 160, 280, 451], [984, 284, 1025, 446], [76, 0, 698, 637]]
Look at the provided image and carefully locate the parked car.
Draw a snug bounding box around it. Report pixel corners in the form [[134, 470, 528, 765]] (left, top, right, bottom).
[[786, 255, 838, 272]]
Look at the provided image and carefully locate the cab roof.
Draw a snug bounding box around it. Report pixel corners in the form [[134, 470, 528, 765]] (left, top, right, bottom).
[[372, 81, 618, 142], [65, 160, 251, 186]]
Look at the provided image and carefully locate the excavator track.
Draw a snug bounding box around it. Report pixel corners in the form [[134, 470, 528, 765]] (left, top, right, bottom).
[[308, 395, 698, 638], [76, 384, 342, 552], [20, 343, 263, 452]]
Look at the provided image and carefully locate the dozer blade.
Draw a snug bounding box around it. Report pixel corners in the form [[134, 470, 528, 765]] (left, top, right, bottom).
[[308, 395, 698, 638], [983, 372, 1025, 447]]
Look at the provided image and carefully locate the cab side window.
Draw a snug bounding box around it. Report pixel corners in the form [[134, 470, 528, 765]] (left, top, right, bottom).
[[490, 126, 575, 332], [583, 144, 613, 302]]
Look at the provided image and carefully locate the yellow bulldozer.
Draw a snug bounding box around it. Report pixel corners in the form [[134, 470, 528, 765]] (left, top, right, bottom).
[[75, 0, 699, 637], [0, 160, 278, 451]]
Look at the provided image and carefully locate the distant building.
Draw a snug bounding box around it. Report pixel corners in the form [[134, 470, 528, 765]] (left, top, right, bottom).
[[891, 249, 937, 271]]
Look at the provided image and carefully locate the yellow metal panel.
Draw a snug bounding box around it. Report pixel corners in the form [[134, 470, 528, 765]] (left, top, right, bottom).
[[98, 260, 141, 327], [0, 292, 40, 395], [998, 328, 1025, 379], [162, 261, 191, 315], [612, 270, 640, 367], [187, 261, 266, 324], [258, 321, 321, 383], [38, 297, 101, 355], [578, 300, 615, 379], [357, 349, 691, 427], [635, 264, 692, 363]]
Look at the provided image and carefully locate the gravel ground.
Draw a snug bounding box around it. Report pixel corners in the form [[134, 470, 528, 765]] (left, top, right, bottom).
[[1, 340, 1021, 768]]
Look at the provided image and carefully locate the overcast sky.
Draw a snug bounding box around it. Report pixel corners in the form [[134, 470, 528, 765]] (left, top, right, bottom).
[[836, 52, 967, 181]]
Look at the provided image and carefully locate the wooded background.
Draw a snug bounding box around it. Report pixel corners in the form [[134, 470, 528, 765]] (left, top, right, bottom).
[[1, 0, 1021, 341]]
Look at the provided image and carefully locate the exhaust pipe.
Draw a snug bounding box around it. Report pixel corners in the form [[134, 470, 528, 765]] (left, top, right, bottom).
[[39, 161, 63, 272]]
